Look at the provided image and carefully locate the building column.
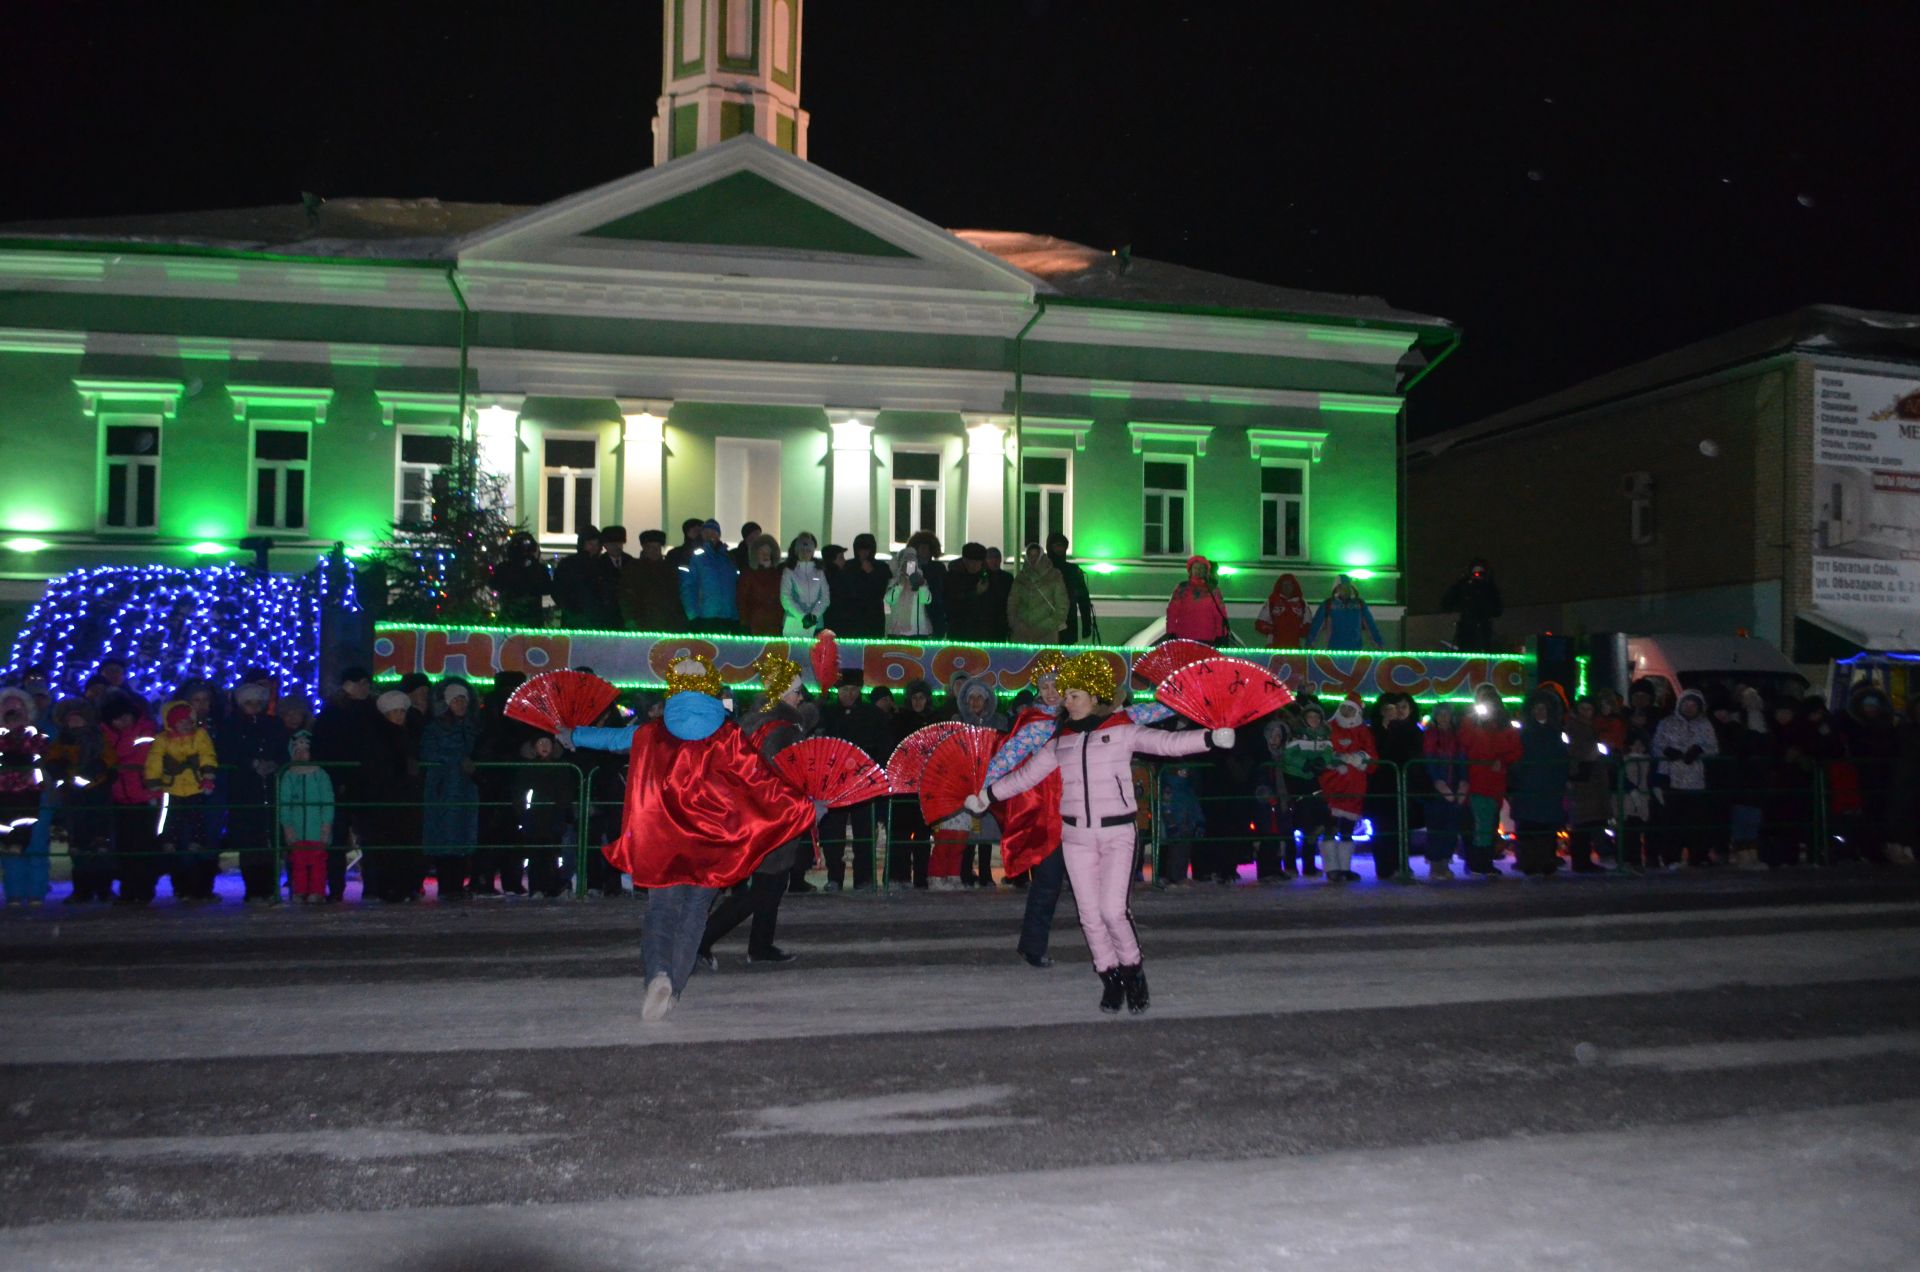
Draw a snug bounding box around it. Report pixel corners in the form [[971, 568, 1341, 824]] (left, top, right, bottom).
[[963, 413, 1010, 553], [829, 411, 876, 548], [619, 400, 671, 532], [474, 400, 523, 525]]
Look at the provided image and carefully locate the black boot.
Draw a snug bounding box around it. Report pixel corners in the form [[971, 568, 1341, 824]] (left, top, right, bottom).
[[1120, 963, 1150, 1015], [1098, 968, 1125, 1014]]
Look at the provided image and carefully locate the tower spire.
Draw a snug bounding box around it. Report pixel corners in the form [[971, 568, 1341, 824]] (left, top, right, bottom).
[[653, 0, 808, 163]]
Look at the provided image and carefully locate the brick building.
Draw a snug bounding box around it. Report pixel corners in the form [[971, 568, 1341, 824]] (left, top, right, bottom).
[[1404, 306, 1920, 662]]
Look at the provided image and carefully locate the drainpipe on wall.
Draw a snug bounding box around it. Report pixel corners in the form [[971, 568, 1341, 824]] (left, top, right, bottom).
[[1398, 328, 1461, 638], [1011, 296, 1046, 546], [445, 265, 473, 481]]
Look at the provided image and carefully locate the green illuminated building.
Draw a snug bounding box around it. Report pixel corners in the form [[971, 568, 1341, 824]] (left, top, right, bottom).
[[0, 0, 1454, 645]]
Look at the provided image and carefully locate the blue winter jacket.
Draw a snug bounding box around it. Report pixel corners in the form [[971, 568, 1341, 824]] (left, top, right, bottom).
[[679, 545, 740, 622]]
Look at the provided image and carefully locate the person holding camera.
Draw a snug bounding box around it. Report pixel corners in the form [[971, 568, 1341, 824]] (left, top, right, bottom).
[[1441, 558, 1503, 652]]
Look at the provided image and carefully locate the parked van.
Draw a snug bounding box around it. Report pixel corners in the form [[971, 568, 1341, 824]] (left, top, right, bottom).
[[1626, 634, 1809, 703]]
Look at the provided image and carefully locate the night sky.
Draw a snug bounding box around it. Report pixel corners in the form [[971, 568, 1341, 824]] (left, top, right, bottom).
[[8, 1, 1916, 434]]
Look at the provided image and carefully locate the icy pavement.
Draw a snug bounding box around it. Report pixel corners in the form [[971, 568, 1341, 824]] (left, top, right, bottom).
[[2, 1100, 1914, 1271], [3, 874, 1917, 1268]]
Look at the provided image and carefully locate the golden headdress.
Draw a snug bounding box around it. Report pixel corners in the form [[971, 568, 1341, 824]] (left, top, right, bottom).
[[1027, 649, 1067, 685], [1056, 651, 1117, 703], [752, 648, 804, 700], [662, 654, 725, 700]]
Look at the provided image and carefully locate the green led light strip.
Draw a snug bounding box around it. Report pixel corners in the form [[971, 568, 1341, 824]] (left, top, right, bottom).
[[375, 624, 1535, 663]]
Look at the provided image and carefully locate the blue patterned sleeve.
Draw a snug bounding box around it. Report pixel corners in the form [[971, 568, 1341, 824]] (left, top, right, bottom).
[[570, 724, 639, 753], [1123, 701, 1175, 726], [986, 717, 1055, 785]]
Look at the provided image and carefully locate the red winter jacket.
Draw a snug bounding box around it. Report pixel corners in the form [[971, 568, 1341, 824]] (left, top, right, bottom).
[[1458, 715, 1524, 799]]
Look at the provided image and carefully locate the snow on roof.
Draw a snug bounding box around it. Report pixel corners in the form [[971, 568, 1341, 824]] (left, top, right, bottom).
[[0, 198, 529, 259], [954, 229, 1451, 328], [0, 200, 1452, 329], [1409, 304, 1920, 459]]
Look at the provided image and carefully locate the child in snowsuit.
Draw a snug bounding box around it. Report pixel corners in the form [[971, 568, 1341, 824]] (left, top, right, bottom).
[[277, 730, 335, 903], [44, 697, 113, 902], [980, 652, 1231, 1015], [1317, 698, 1375, 882], [517, 734, 579, 898], [0, 687, 48, 905], [1153, 761, 1209, 886], [143, 700, 219, 901], [1282, 701, 1334, 876]]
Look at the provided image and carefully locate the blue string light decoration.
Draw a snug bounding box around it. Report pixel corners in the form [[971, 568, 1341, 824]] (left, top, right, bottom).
[[3, 555, 357, 704]]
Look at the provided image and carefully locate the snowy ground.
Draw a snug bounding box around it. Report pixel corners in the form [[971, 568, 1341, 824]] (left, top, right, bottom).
[[2, 870, 1917, 1269]]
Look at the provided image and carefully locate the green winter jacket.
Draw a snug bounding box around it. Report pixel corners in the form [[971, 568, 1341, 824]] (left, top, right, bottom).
[[277, 765, 335, 844], [1281, 723, 1333, 783]]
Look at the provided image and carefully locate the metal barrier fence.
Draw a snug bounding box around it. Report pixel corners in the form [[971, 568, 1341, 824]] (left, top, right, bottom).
[[5, 747, 1862, 903]]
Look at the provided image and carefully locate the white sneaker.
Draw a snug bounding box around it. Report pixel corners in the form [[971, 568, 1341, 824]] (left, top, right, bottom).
[[929, 876, 961, 891], [640, 972, 677, 1022]]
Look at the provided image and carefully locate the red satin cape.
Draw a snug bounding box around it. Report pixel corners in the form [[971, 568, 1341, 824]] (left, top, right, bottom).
[[601, 720, 817, 888], [993, 706, 1063, 877]]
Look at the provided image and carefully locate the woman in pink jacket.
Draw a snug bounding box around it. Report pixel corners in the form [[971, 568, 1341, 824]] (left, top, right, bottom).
[[972, 652, 1233, 1015]]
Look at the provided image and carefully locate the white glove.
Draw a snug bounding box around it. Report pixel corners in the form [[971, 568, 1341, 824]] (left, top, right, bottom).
[[554, 726, 574, 750], [963, 791, 990, 814], [1210, 728, 1235, 749]]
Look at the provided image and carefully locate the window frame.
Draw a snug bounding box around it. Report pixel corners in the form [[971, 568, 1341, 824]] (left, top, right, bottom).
[[1141, 453, 1192, 558], [394, 425, 460, 526], [538, 430, 602, 545], [248, 422, 312, 534], [887, 445, 945, 551], [97, 411, 163, 533], [1018, 447, 1073, 550], [1258, 458, 1309, 561]]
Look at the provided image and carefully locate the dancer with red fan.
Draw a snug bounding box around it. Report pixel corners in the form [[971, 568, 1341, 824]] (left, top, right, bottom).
[[696, 650, 817, 970], [972, 652, 1233, 1015], [926, 675, 1006, 888], [559, 654, 821, 1022], [988, 653, 1178, 968]]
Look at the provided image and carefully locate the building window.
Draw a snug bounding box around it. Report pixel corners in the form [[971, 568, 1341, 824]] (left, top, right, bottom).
[[1020, 451, 1071, 548], [890, 448, 943, 549], [1142, 457, 1189, 557], [1625, 471, 1656, 545], [251, 427, 310, 532], [101, 416, 161, 530], [395, 429, 458, 526], [1259, 461, 1307, 559], [541, 434, 599, 541]]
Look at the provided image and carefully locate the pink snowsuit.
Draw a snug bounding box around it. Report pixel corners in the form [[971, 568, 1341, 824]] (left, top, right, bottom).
[[992, 714, 1210, 971]]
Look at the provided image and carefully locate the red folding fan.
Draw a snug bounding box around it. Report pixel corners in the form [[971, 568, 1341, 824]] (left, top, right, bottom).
[[811, 630, 841, 692], [772, 736, 890, 807], [918, 725, 1000, 824], [504, 670, 621, 735], [1131, 639, 1219, 687], [887, 721, 968, 794], [1153, 657, 1294, 731]]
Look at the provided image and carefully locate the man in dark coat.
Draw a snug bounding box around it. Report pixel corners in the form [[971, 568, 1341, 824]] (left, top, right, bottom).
[[1046, 533, 1094, 644], [621, 529, 686, 631], [944, 542, 999, 641], [310, 667, 380, 902], [1440, 559, 1503, 652], [982, 548, 1014, 642], [219, 682, 290, 903], [833, 534, 891, 638], [812, 671, 892, 891], [550, 526, 608, 628], [491, 532, 550, 628]]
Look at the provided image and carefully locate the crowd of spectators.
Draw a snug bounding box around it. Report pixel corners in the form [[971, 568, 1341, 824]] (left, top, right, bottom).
[[491, 520, 1098, 644]]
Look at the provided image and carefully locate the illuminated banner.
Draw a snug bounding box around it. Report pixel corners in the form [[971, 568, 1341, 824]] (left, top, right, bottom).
[[1811, 368, 1920, 642], [373, 625, 1530, 702]]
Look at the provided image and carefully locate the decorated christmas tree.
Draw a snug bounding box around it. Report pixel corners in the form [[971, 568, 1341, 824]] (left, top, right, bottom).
[[374, 436, 520, 621]]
